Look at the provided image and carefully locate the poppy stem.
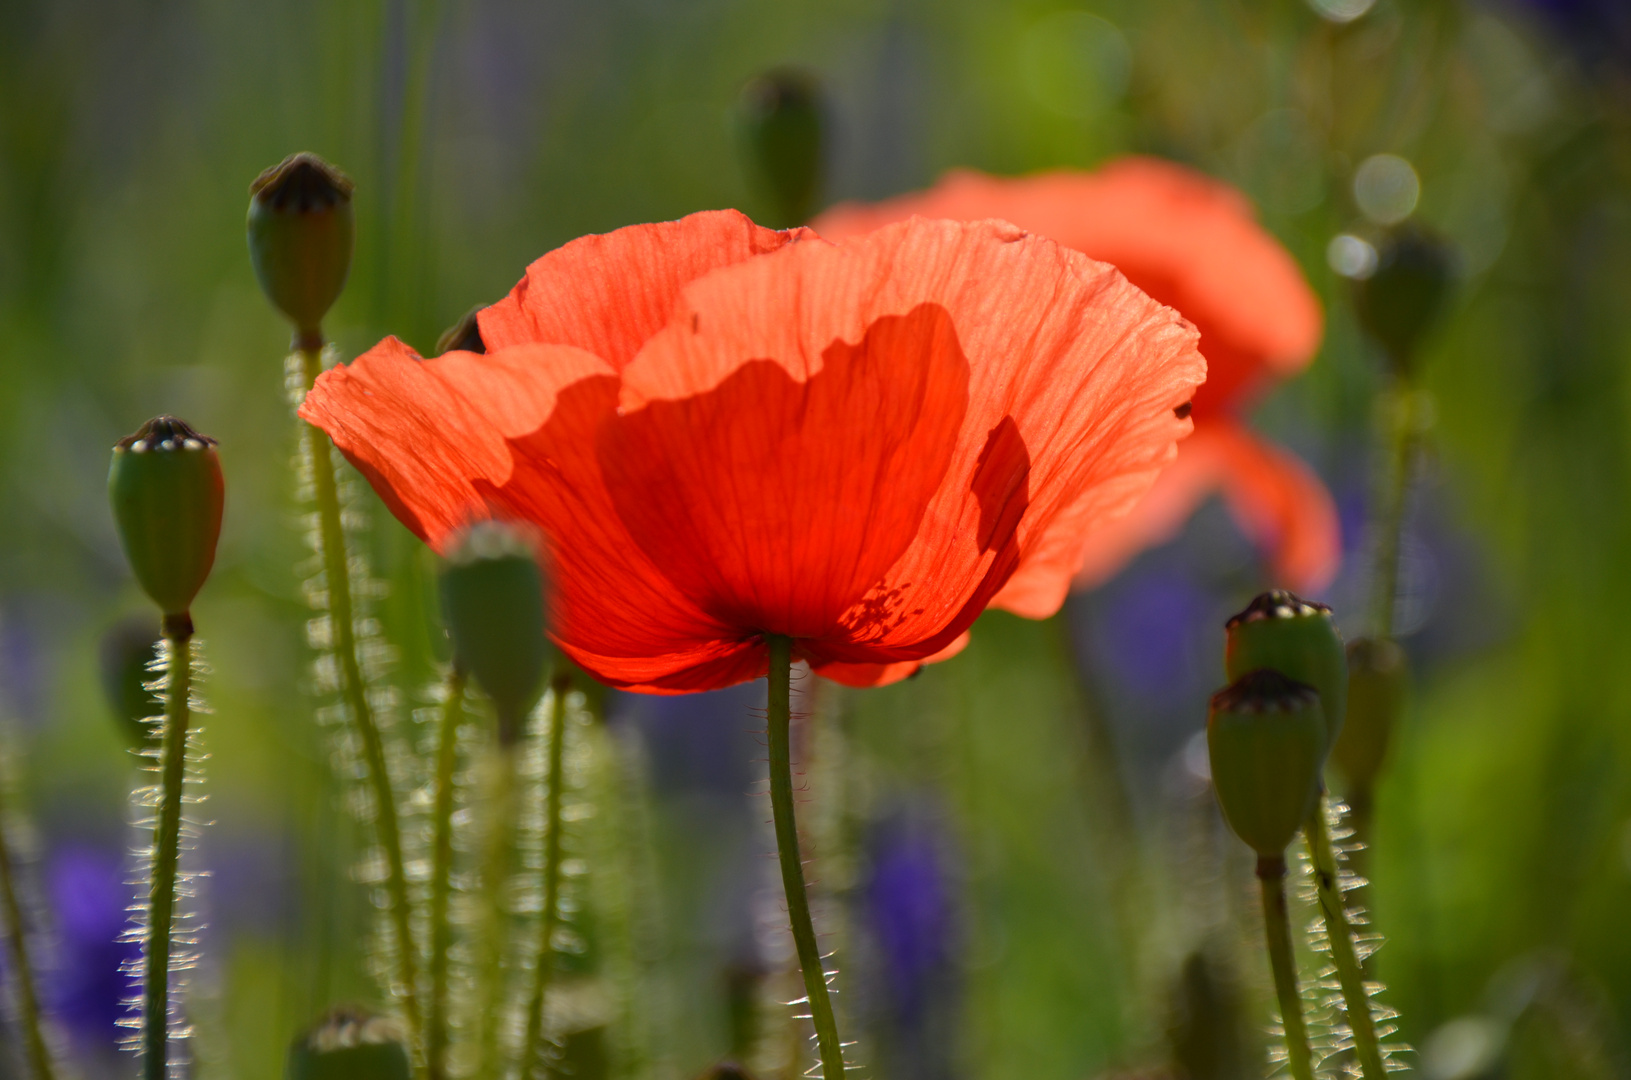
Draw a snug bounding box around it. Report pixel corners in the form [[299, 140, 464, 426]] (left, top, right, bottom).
[[143, 617, 192, 1080], [298, 344, 424, 1055], [0, 771, 55, 1080], [1306, 795, 1387, 1080], [426, 665, 467, 1080], [1370, 380, 1425, 640], [520, 676, 572, 1078], [765, 635, 845, 1080], [1256, 855, 1314, 1080]]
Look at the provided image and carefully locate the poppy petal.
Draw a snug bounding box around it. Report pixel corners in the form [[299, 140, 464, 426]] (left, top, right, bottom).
[[299, 339, 751, 690], [1070, 420, 1340, 593], [814, 157, 1321, 416], [478, 209, 816, 369], [810, 632, 970, 688], [620, 215, 1204, 647]]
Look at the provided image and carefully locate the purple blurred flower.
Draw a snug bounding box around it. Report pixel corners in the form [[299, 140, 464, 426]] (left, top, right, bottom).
[[44, 844, 136, 1049], [1508, 0, 1631, 73], [865, 814, 955, 1022]]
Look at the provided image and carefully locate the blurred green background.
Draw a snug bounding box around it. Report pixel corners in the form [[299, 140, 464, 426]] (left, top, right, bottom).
[[4, 0, 1631, 1077]]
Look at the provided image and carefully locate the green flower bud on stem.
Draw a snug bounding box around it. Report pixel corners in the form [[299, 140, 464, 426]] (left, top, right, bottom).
[[439, 521, 551, 745], [739, 68, 825, 227], [109, 417, 224, 619], [286, 1007, 411, 1080], [1208, 670, 1326, 859], [1225, 590, 1347, 749], [248, 152, 355, 347], [1333, 636, 1408, 804], [1353, 224, 1455, 375]]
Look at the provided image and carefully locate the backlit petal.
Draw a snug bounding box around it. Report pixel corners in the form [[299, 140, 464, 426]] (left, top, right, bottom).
[[478, 209, 815, 368]]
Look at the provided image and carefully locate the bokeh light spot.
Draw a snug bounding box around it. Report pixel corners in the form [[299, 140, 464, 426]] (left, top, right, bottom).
[[1328, 233, 1379, 279], [1354, 154, 1421, 225], [1307, 0, 1376, 23]]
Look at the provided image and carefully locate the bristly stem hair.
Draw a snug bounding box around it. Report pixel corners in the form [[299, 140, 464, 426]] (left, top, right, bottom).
[[1256, 855, 1315, 1080], [765, 634, 845, 1080], [298, 342, 424, 1055], [0, 758, 55, 1080], [520, 677, 572, 1078], [1305, 795, 1387, 1079], [142, 613, 193, 1080]]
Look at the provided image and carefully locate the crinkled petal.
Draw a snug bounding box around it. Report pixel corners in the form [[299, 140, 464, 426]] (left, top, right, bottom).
[[810, 632, 970, 688], [622, 215, 1204, 646], [1071, 420, 1340, 593], [815, 157, 1320, 416], [298, 339, 752, 692], [478, 209, 815, 368]]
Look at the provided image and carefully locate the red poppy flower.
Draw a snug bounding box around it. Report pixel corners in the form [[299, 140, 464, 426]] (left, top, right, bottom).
[[816, 157, 1339, 595], [300, 210, 1204, 693]]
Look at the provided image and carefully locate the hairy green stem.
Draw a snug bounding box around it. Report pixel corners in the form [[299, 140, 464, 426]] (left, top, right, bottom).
[[1306, 797, 1386, 1080], [520, 679, 571, 1077], [765, 635, 844, 1080], [144, 616, 192, 1080], [1370, 380, 1423, 640], [426, 667, 467, 1080], [0, 784, 54, 1080], [474, 747, 518, 1076], [299, 344, 423, 1053], [1256, 856, 1314, 1080]]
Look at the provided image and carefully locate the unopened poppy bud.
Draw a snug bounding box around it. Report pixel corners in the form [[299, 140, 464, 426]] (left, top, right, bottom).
[[1352, 224, 1455, 373], [248, 152, 355, 343], [434, 305, 486, 355], [1225, 590, 1346, 749], [1208, 670, 1327, 858], [109, 416, 224, 619], [99, 615, 161, 750], [1332, 636, 1407, 797], [285, 1007, 410, 1080], [739, 67, 825, 227], [440, 521, 551, 745]]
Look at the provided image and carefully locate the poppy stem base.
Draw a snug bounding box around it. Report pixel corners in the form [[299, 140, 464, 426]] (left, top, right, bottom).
[[765, 635, 845, 1080], [1257, 855, 1314, 1080]]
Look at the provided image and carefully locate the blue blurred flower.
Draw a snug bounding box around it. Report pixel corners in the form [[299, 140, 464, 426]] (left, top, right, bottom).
[[43, 844, 136, 1050]]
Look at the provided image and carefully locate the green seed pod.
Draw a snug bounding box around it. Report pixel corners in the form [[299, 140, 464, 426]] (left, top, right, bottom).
[[98, 615, 161, 751], [248, 152, 355, 343], [108, 417, 225, 617], [1332, 636, 1407, 799], [739, 68, 825, 227], [434, 305, 487, 355], [1208, 670, 1327, 859], [440, 521, 552, 745], [1352, 224, 1455, 374], [285, 1007, 411, 1080], [1224, 590, 1346, 749]]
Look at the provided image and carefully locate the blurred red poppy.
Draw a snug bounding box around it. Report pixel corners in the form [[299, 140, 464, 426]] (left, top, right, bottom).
[[816, 157, 1339, 596], [301, 210, 1204, 692]]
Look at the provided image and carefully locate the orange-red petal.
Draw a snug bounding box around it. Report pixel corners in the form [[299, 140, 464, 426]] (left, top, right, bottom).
[[814, 157, 1321, 416], [478, 209, 814, 369], [1071, 419, 1340, 594]]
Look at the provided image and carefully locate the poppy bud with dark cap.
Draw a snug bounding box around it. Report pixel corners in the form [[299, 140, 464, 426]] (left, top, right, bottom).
[[108, 416, 224, 621], [1332, 636, 1407, 799], [439, 521, 551, 745], [1225, 590, 1346, 749], [285, 1007, 411, 1080], [739, 67, 826, 227], [248, 152, 355, 346], [1352, 224, 1454, 374], [1208, 670, 1327, 859]]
